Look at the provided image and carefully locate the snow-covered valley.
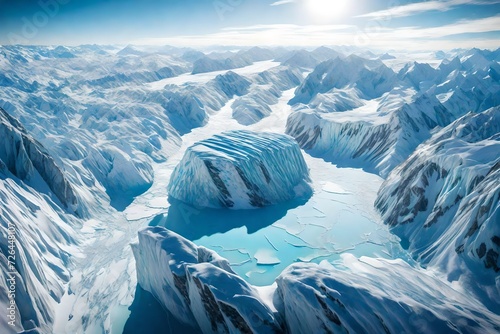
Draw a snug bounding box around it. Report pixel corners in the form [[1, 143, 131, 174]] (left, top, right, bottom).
[[0, 44, 499, 333]]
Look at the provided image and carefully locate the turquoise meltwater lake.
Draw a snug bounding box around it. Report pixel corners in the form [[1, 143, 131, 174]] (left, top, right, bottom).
[[151, 155, 411, 286]]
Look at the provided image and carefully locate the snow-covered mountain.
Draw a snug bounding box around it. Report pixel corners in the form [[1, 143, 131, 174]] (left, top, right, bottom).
[[0, 107, 80, 215], [0, 108, 81, 333], [277, 46, 342, 69], [0, 44, 499, 333], [375, 107, 500, 310], [286, 47, 500, 176], [192, 47, 282, 74], [289, 55, 396, 104]]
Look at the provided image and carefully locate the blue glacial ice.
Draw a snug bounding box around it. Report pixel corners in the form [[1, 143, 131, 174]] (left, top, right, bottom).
[[167, 130, 313, 209]]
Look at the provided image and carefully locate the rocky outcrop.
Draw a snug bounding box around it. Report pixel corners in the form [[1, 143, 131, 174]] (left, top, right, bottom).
[[376, 107, 500, 309]]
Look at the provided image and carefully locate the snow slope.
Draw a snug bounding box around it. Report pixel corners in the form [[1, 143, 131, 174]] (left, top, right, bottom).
[[0, 141, 80, 333], [276, 256, 500, 334], [286, 48, 500, 177], [375, 107, 500, 310], [168, 130, 312, 209], [0, 107, 80, 215]]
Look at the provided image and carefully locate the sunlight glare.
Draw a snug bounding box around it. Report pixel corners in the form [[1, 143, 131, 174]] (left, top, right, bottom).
[[305, 0, 350, 21]]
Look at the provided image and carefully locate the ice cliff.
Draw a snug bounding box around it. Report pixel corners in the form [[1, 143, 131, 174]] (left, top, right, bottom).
[[133, 227, 500, 334], [131, 227, 280, 334]]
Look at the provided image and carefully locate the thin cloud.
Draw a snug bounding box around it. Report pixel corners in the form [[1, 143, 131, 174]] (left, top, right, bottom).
[[270, 0, 296, 6], [221, 24, 354, 32], [388, 15, 500, 38], [133, 16, 500, 50], [358, 0, 500, 19]]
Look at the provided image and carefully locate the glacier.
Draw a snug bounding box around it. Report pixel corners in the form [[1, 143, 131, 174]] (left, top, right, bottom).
[[286, 48, 500, 177], [167, 130, 312, 209], [0, 44, 499, 333]]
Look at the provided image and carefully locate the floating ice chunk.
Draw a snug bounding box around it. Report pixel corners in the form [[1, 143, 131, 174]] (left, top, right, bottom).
[[254, 249, 281, 265], [322, 182, 351, 195]]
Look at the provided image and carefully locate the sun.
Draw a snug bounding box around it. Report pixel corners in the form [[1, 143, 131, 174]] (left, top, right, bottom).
[[305, 0, 350, 21]]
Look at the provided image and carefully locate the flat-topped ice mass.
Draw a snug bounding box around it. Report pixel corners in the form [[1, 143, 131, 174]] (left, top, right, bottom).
[[167, 130, 312, 209]]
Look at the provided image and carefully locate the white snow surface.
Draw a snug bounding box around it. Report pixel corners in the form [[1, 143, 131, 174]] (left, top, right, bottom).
[[131, 226, 280, 333], [376, 107, 500, 311], [286, 48, 500, 177], [147, 60, 280, 89], [276, 255, 500, 334]]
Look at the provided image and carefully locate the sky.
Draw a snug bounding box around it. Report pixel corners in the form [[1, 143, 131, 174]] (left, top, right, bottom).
[[0, 0, 499, 50]]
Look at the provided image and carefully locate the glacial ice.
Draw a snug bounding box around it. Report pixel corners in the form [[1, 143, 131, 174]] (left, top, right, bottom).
[[167, 130, 312, 209], [276, 256, 500, 334], [232, 66, 302, 125], [133, 227, 500, 334], [131, 226, 280, 333], [1, 44, 499, 333], [286, 48, 500, 177]]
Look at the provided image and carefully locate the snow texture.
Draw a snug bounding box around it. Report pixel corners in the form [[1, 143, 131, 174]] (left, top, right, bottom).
[[0, 107, 80, 215], [376, 107, 500, 310], [276, 256, 500, 334], [286, 48, 500, 177], [0, 154, 79, 333]]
